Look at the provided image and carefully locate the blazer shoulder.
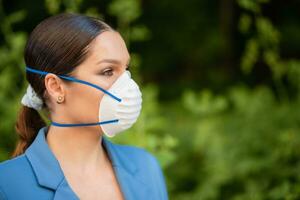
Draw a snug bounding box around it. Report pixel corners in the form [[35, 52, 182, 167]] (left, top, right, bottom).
[[0, 154, 34, 186], [0, 154, 29, 174], [0, 154, 53, 200], [112, 142, 158, 165], [112, 143, 165, 182], [112, 143, 169, 199]]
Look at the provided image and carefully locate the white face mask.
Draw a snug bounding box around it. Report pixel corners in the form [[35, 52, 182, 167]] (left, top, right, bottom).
[[99, 70, 142, 137], [24, 67, 142, 137]]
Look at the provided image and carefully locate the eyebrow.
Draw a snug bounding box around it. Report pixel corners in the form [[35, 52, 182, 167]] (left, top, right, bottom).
[[97, 58, 131, 66]]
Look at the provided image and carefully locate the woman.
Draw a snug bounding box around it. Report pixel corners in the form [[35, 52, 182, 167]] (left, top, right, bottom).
[[0, 13, 168, 200]]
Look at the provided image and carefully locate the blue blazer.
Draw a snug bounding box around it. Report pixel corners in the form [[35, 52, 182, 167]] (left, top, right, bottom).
[[0, 126, 168, 200]]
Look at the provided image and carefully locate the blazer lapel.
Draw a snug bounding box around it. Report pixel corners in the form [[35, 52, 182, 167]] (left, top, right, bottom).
[[25, 126, 79, 200], [53, 179, 79, 200]]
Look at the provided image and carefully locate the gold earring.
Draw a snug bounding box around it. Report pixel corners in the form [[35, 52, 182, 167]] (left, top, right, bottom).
[[56, 96, 64, 104]]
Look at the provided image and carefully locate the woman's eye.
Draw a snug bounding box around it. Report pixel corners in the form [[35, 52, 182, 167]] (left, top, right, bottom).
[[101, 65, 130, 77], [102, 68, 114, 76]]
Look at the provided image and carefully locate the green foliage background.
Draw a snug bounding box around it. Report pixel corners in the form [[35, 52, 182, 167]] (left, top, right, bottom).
[[0, 0, 299, 199]]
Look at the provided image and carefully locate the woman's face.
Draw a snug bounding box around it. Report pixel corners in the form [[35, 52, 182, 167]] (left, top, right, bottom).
[[46, 31, 131, 133]]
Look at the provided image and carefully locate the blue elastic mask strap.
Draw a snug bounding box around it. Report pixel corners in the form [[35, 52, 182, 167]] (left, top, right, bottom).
[[25, 66, 122, 102], [51, 119, 119, 127], [25, 66, 121, 127]]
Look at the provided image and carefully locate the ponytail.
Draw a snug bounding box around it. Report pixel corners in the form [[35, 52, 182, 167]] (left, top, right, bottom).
[[11, 105, 46, 158]]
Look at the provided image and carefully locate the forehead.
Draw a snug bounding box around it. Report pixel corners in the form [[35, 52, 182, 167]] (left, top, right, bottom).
[[89, 31, 130, 61]]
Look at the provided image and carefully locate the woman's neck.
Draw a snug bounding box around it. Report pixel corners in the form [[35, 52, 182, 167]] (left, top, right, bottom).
[[45, 125, 107, 174]]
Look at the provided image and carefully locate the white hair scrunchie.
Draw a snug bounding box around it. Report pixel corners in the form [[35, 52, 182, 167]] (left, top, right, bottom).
[[21, 84, 43, 111]]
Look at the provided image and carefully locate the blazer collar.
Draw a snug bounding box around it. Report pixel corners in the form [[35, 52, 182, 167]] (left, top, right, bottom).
[[25, 126, 64, 189], [24, 126, 149, 200]]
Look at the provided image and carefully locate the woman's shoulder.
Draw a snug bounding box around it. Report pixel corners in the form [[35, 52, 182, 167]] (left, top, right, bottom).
[[0, 154, 53, 200], [107, 141, 169, 199], [105, 138, 165, 179], [107, 139, 160, 170], [0, 154, 36, 183], [0, 154, 30, 175], [0, 154, 40, 199]]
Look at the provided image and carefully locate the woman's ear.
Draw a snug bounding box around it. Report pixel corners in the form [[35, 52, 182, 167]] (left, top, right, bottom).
[[44, 73, 66, 102]]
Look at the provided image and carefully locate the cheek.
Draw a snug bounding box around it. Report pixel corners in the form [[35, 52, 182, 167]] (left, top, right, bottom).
[[68, 87, 98, 119], [66, 79, 111, 120]]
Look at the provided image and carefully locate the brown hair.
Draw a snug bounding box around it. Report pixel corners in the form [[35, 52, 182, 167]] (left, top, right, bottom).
[[12, 13, 113, 157]]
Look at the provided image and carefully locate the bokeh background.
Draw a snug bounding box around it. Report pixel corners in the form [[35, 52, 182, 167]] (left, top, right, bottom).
[[0, 0, 300, 199]]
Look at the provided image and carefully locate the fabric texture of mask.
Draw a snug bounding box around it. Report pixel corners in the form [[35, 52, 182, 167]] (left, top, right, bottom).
[[24, 66, 142, 137]]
